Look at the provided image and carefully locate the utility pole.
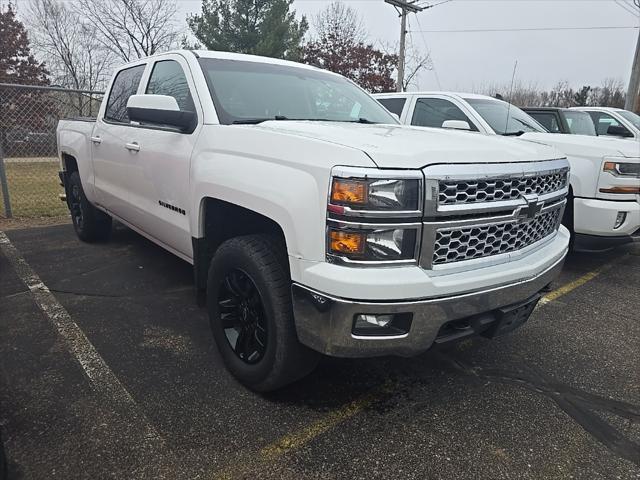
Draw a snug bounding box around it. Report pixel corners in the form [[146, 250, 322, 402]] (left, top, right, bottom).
[[625, 29, 640, 112], [385, 0, 424, 92]]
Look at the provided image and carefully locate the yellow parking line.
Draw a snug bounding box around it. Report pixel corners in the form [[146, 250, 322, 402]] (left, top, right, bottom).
[[216, 260, 621, 479], [261, 381, 392, 460], [215, 381, 392, 479], [539, 265, 610, 306]]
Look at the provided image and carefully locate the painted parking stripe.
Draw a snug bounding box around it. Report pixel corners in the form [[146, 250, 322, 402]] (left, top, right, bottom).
[[539, 263, 614, 306], [0, 231, 165, 446]]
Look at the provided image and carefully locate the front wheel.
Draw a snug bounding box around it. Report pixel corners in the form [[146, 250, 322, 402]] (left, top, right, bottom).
[[207, 235, 319, 392], [67, 171, 112, 242]]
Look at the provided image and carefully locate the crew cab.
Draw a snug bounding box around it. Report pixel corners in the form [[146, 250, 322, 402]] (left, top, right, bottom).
[[57, 51, 569, 391], [571, 106, 640, 140], [522, 107, 596, 136], [375, 92, 640, 252]]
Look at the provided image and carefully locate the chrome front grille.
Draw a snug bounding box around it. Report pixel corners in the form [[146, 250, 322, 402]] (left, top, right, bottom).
[[432, 203, 563, 265], [420, 159, 570, 270], [438, 169, 569, 205]]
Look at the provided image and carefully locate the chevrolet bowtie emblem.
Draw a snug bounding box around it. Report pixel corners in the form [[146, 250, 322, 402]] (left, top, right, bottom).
[[522, 194, 543, 220]]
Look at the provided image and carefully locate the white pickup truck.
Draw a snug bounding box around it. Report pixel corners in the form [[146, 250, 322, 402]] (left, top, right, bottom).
[[375, 92, 640, 251], [571, 106, 640, 141], [58, 51, 569, 391]]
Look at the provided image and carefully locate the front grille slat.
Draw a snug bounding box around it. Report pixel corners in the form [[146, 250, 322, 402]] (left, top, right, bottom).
[[438, 169, 568, 205], [432, 205, 562, 265]]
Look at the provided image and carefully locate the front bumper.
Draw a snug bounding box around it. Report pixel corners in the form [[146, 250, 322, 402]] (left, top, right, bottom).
[[292, 254, 565, 358], [574, 197, 640, 236]]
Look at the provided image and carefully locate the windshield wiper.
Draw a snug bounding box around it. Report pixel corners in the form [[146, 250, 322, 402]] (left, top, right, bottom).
[[351, 117, 377, 124], [232, 116, 379, 125], [232, 115, 292, 125], [501, 130, 525, 136]]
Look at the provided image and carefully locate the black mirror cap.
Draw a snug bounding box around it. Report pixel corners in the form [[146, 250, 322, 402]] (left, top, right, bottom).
[[606, 124, 634, 138], [127, 106, 197, 133]]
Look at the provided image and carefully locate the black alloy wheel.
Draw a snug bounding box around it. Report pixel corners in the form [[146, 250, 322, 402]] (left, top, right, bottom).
[[218, 269, 268, 364], [69, 183, 84, 231]]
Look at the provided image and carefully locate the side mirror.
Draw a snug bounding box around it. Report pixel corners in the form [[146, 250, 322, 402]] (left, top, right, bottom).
[[606, 125, 633, 138], [127, 94, 197, 133], [390, 113, 400, 122], [442, 120, 471, 131]]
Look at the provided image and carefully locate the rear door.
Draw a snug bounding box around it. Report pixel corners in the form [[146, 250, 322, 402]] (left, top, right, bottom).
[[92, 63, 147, 219], [122, 55, 202, 258]]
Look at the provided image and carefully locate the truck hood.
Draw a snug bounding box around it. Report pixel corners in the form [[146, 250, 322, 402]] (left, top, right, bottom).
[[254, 121, 562, 168], [520, 132, 640, 158]]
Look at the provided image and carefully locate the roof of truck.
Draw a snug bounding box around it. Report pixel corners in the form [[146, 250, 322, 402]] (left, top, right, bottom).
[[374, 92, 496, 100], [521, 107, 573, 112], [141, 49, 334, 75]]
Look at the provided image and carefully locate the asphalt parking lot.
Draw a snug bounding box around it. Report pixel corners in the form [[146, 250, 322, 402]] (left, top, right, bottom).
[[1, 223, 639, 479]]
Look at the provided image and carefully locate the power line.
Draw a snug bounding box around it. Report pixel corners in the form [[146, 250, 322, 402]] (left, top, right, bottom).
[[410, 25, 639, 33], [412, 12, 442, 90]]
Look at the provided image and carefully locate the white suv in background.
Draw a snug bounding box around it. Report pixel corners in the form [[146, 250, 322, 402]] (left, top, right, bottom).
[[374, 92, 640, 252], [571, 106, 640, 141]]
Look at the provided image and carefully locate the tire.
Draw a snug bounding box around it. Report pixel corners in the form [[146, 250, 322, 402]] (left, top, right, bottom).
[[561, 188, 575, 248], [67, 171, 112, 242], [207, 234, 319, 391]]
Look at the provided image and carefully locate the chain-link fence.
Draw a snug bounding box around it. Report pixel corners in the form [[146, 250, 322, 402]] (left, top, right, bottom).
[[0, 83, 104, 218]]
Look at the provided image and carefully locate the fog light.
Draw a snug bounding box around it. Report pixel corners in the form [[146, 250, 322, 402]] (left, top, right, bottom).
[[352, 313, 412, 337], [356, 314, 393, 327], [614, 212, 627, 229]]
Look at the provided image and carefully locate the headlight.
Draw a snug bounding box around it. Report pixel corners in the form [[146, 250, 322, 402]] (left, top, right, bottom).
[[326, 168, 423, 266], [330, 177, 421, 213], [603, 161, 640, 178], [327, 225, 419, 263]]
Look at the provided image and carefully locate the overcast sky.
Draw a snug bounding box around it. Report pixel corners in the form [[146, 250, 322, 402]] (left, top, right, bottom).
[[18, 0, 639, 91], [175, 0, 639, 92]]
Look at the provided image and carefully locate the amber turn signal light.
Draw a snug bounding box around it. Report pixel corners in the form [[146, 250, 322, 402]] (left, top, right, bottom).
[[599, 186, 640, 194], [331, 179, 367, 205], [329, 230, 365, 255]]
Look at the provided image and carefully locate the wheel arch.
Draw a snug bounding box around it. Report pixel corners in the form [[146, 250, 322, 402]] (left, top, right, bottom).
[[192, 197, 290, 293]]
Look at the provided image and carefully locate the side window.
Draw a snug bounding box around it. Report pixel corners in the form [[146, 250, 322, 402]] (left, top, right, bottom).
[[378, 98, 406, 117], [146, 60, 195, 112], [530, 112, 561, 133], [588, 112, 622, 136], [104, 65, 146, 123], [411, 98, 477, 130]]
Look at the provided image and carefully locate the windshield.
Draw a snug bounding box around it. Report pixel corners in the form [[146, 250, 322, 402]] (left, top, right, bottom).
[[463, 97, 546, 135], [617, 110, 640, 130], [198, 58, 397, 125], [564, 111, 596, 136]]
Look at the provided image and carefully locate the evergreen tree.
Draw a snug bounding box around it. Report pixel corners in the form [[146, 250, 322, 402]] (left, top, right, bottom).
[[0, 3, 49, 84], [187, 0, 308, 61]]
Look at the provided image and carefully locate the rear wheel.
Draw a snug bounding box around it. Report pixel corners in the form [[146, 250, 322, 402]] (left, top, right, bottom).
[[207, 235, 319, 391], [67, 171, 112, 242]]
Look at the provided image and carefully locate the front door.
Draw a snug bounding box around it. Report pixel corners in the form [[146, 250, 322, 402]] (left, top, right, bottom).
[[123, 56, 202, 258]]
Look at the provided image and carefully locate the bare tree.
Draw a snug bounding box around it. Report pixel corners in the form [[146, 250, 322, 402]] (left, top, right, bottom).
[[74, 0, 181, 62], [27, 0, 112, 90], [26, 0, 113, 114], [402, 42, 432, 91], [380, 39, 432, 91], [312, 1, 367, 45]]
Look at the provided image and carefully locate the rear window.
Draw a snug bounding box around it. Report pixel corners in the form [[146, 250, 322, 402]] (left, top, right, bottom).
[[563, 111, 596, 136], [528, 112, 561, 133], [377, 97, 406, 117], [104, 65, 146, 123]]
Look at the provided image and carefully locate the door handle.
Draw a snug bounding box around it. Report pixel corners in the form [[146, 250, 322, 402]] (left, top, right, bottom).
[[125, 142, 140, 152], [91, 136, 102, 144]]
